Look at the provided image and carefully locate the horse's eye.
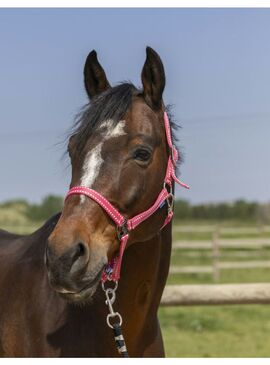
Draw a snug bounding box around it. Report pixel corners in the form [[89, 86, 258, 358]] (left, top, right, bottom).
[[133, 148, 151, 162]]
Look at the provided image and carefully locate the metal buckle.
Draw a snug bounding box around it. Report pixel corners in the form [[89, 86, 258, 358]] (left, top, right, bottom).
[[166, 193, 174, 214], [163, 182, 173, 195], [163, 182, 174, 214], [117, 219, 129, 240]]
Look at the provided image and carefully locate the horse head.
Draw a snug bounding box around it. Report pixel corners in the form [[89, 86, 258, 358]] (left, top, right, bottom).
[[46, 47, 179, 302]]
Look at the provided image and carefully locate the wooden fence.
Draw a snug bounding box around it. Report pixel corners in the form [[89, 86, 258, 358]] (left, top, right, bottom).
[[171, 226, 270, 282], [163, 226, 270, 306], [161, 283, 270, 306]]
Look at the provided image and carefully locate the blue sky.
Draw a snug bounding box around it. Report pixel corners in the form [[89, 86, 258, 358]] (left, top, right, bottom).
[[0, 8, 269, 204]]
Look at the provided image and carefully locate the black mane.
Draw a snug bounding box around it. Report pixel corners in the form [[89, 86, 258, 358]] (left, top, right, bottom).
[[68, 82, 181, 166]]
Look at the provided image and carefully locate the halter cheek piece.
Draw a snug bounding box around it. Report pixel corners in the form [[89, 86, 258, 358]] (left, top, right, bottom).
[[65, 111, 189, 283]]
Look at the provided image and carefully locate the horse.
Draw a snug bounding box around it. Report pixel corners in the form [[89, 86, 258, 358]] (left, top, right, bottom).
[[0, 47, 188, 357]]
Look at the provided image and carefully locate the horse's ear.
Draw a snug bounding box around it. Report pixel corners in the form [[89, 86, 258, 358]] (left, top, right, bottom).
[[141, 47, 165, 110], [84, 50, 111, 99]]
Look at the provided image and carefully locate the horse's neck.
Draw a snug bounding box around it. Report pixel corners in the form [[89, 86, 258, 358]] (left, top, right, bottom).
[[110, 224, 172, 344], [119, 224, 172, 302]]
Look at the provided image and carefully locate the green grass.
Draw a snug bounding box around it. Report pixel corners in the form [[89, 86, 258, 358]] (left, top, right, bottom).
[[159, 305, 270, 357]]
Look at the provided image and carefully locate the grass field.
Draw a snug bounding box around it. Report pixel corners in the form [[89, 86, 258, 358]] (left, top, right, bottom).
[[159, 304, 270, 357], [1, 219, 270, 357]]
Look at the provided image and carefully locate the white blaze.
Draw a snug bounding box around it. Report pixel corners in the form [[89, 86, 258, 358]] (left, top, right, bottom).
[[80, 119, 126, 203], [80, 143, 103, 189]]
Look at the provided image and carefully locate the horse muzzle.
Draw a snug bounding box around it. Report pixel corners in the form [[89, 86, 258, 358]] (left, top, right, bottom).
[[45, 241, 107, 302]]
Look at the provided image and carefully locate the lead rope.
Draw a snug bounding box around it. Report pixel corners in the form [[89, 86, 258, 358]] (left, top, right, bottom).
[[102, 281, 129, 358]]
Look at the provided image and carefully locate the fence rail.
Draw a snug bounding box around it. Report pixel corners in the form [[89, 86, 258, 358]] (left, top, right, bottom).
[[170, 260, 270, 274], [173, 238, 270, 250], [161, 283, 270, 306], [171, 229, 270, 281], [181, 251, 265, 258], [173, 225, 270, 234]]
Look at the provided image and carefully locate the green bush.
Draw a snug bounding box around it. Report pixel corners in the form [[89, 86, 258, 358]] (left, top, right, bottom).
[[26, 195, 63, 221], [174, 199, 260, 222]]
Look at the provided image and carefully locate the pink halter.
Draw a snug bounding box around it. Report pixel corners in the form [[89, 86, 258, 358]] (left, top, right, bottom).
[[65, 112, 189, 283]]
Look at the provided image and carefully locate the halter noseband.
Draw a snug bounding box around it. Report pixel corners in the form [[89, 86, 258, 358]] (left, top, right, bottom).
[[65, 111, 189, 283]]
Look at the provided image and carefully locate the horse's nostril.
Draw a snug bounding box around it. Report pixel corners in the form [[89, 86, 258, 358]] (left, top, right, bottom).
[[77, 242, 86, 256], [67, 241, 89, 275], [71, 242, 89, 266], [46, 241, 89, 278]]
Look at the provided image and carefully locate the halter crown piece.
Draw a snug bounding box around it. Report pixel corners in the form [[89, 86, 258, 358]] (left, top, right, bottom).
[[65, 111, 189, 283]]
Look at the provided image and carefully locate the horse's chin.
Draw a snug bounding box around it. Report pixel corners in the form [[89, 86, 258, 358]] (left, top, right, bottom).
[[57, 281, 100, 304], [50, 267, 104, 304]]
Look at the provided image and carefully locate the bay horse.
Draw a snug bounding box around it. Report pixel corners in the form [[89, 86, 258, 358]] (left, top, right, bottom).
[[0, 47, 188, 357]]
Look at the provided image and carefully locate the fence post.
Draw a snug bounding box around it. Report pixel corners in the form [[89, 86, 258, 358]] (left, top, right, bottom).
[[258, 224, 264, 236], [212, 227, 220, 282]]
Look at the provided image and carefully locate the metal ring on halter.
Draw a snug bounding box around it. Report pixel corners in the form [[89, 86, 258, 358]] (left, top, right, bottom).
[[102, 280, 118, 292], [166, 193, 174, 214], [117, 219, 129, 240], [163, 181, 173, 195], [107, 312, 123, 329]]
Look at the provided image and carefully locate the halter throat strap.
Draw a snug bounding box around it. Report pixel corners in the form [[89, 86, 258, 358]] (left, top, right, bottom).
[[65, 111, 189, 282]]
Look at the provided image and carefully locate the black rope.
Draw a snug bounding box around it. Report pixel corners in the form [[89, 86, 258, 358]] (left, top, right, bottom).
[[112, 323, 129, 357]]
